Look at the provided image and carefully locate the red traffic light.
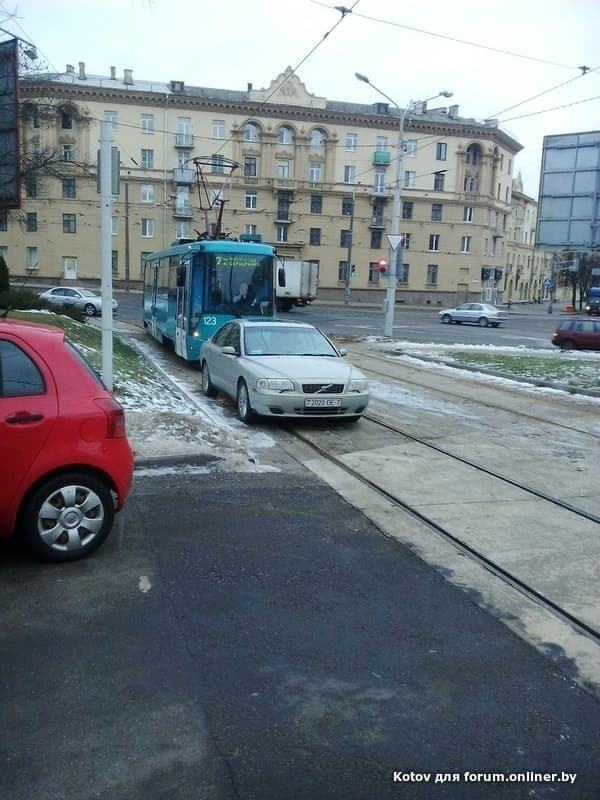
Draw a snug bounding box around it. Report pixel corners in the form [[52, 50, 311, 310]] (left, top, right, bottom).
[[378, 259, 388, 273]]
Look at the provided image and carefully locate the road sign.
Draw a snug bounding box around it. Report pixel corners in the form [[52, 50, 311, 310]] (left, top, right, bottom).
[[386, 234, 404, 251]]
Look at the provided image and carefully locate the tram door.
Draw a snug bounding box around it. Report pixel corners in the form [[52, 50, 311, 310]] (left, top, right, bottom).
[[175, 258, 190, 358], [147, 261, 159, 340]]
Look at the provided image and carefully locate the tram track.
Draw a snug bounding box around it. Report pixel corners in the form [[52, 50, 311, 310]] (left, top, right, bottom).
[[285, 420, 600, 647]]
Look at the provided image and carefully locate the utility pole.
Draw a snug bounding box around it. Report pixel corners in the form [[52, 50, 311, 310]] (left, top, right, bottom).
[[99, 120, 114, 391], [124, 172, 130, 292]]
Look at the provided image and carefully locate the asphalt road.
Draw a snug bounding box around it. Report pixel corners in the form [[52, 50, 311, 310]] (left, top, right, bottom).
[[2, 469, 599, 800], [115, 290, 564, 349]]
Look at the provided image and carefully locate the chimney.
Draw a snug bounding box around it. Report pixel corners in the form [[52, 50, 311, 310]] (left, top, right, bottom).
[[78, 61, 86, 80], [247, 82, 253, 92], [448, 104, 459, 119], [66, 64, 74, 74], [123, 69, 133, 85], [110, 66, 116, 80]]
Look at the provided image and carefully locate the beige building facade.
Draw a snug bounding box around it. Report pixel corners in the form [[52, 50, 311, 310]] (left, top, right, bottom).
[[6, 63, 528, 305]]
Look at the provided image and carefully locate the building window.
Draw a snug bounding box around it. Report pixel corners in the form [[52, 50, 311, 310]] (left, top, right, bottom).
[[62, 178, 76, 198], [141, 114, 154, 134], [141, 149, 154, 169], [505, 186, 510, 203], [464, 176, 478, 193], [176, 221, 190, 239], [60, 109, 72, 129], [25, 176, 37, 198], [397, 262, 409, 283], [243, 224, 257, 236], [276, 225, 287, 243], [402, 201, 413, 219], [461, 235, 472, 253], [310, 195, 322, 214], [278, 125, 293, 145], [403, 170, 415, 188], [244, 156, 257, 176], [404, 140, 417, 157], [431, 203, 443, 221], [212, 154, 225, 174], [370, 230, 382, 249], [368, 262, 381, 284], [309, 228, 321, 246], [463, 205, 474, 222], [341, 197, 353, 216], [104, 110, 118, 130], [277, 160, 290, 179], [310, 128, 325, 147], [62, 144, 75, 162], [245, 191, 257, 210], [63, 213, 76, 233], [428, 233, 440, 251], [338, 261, 349, 281], [141, 183, 154, 203], [374, 169, 386, 193], [436, 142, 447, 161], [508, 158, 512, 174], [340, 229, 352, 248], [376, 136, 388, 151], [112, 250, 118, 272], [26, 213, 37, 232], [466, 144, 481, 165], [112, 217, 118, 236], [244, 122, 260, 142], [27, 247, 38, 271], [176, 117, 192, 147], [345, 132, 357, 151], [212, 119, 225, 139], [0, 211, 7, 231], [426, 264, 438, 285], [401, 233, 411, 250], [141, 218, 155, 237], [343, 165, 356, 183], [433, 172, 445, 191], [308, 162, 322, 183]]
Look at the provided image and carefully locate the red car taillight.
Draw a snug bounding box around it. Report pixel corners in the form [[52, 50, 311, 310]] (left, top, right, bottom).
[[94, 397, 127, 438]]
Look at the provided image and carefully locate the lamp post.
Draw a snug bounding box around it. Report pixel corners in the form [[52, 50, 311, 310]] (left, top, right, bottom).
[[355, 74, 452, 337]]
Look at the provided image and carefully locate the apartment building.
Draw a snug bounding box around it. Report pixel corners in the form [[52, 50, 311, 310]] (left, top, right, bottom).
[[504, 173, 553, 302], [6, 63, 528, 304]]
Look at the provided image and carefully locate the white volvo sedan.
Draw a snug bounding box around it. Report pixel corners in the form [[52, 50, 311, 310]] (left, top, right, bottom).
[[200, 319, 370, 423]]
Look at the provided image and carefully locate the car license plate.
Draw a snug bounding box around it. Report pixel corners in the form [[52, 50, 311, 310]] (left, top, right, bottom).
[[304, 398, 342, 408]]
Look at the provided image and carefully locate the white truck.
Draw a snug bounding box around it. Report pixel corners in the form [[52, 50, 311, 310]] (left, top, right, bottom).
[[276, 260, 318, 312]]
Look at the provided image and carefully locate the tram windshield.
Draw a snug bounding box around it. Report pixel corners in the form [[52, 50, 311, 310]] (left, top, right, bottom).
[[192, 252, 274, 325]]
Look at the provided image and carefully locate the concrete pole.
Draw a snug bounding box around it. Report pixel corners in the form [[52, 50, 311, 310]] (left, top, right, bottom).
[[124, 174, 130, 292], [385, 115, 405, 337], [100, 120, 114, 391], [343, 189, 355, 304]]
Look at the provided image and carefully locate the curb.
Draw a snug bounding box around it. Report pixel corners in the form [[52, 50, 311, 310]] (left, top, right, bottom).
[[134, 453, 222, 470]]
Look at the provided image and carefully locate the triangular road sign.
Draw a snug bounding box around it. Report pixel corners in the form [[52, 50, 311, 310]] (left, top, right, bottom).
[[386, 234, 404, 251]]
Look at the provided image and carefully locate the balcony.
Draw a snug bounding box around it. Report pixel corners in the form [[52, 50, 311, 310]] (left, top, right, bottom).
[[368, 186, 392, 198], [173, 202, 193, 218], [373, 151, 391, 166], [174, 133, 194, 148], [369, 215, 386, 229], [172, 168, 195, 184]]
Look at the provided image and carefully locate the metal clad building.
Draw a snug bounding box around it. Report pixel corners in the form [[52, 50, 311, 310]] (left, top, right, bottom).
[[536, 130, 600, 251]]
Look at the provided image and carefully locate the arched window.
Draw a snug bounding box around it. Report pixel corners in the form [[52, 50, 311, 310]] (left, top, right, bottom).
[[278, 125, 294, 145], [310, 128, 326, 147], [465, 144, 481, 165], [244, 122, 260, 142]]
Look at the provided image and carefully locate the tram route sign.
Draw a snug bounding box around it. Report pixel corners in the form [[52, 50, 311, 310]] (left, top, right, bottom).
[[536, 130, 600, 251]]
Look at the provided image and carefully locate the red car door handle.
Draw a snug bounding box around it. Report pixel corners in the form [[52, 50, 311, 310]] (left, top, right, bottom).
[[5, 412, 44, 424]]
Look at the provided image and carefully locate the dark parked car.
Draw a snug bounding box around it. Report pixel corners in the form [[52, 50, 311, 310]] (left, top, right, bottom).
[[584, 287, 600, 316], [552, 318, 600, 351], [0, 318, 134, 561]]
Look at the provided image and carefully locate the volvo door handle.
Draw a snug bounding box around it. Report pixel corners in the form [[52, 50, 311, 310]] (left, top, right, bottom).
[[6, 412, 44, 424]]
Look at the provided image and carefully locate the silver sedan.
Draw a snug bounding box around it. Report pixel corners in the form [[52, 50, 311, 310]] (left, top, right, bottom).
[[438, 302, 507, 327], [200, 319, 370, 423], [39, 286, 118, 316]]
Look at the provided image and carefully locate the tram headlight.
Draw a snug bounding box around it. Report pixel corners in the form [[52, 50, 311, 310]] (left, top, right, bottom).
[[348, 378, 368, 392], [257, 378, 294, 392]]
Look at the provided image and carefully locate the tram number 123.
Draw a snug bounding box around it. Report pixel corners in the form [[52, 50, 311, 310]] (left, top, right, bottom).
[[202, 316, 218, 326]]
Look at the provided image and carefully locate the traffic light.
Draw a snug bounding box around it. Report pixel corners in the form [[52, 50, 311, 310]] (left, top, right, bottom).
[[378, 259, 389, 273], [350, 264, 357, 277]]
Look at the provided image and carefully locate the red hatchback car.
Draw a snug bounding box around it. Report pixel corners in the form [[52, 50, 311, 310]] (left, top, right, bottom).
[[0, 318, 134, 562]]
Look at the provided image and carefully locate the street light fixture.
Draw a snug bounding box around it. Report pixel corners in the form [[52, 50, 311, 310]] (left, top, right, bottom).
[[355, 73, 452, 336]]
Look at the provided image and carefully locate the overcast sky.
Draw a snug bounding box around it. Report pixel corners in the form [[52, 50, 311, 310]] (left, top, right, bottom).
[[3, 0, 599, 197]]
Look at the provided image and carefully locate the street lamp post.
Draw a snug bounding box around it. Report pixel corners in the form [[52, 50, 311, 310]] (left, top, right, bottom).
[[355, 74, 452, 337]]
